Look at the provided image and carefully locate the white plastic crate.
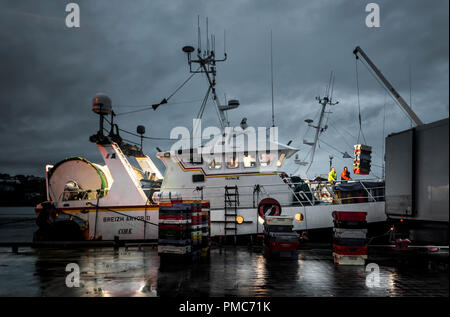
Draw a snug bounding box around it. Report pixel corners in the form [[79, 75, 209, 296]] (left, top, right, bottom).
[[265, 215, 293, 226], [333, 228, 368, 239], [158, 245, 191, 254], [333, 252, 367, 265]]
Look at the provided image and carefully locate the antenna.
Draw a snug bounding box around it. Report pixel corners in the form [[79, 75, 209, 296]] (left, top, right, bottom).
[[206, 17, 209, 55], [330, 71, 335, 101], [136, 125, 145, 151], [197, 15, 201, 53], [270, 29, 275, 127], [224, 29, 226, 56], [181, 17, 231, 130]]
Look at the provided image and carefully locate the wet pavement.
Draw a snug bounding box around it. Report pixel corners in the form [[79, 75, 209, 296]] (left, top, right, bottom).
[[0, 207, 448, 297], [0, 246, 448, 297]]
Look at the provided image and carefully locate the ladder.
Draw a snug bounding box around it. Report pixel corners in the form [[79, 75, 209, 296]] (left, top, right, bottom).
[[224, 186, 239, 243]]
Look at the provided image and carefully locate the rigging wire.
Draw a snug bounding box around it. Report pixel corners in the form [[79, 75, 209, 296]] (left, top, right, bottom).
[[115, 66, 201, 116], [328, 123, 353, 150], [357, 57, 413, 123], [114, 99, 204, 108], [103, 117, 173, 141], [318, 139, 349, 157], [355, 59, 367, 144], [165, 66, 201, 102], [318, 140, 383, 180], [212, 94, 224, 125], [196, 85, 211, 118], [103, 116, 227, 145], [332, 122, 357, 142], [102, 127, 142, 145], [320, 138, 384, 168]]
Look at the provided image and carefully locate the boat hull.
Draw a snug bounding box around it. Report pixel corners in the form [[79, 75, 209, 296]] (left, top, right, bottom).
[[37, 205, 159, 241], [209, 201, 386, 236]]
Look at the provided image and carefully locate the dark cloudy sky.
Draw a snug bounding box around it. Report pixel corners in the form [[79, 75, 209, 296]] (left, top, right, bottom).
[[0, 0, 448, 178]]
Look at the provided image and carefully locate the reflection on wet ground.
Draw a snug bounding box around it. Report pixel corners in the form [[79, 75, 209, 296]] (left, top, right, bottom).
[[0, 207, 448, 297], [0, 246, 448, 297]]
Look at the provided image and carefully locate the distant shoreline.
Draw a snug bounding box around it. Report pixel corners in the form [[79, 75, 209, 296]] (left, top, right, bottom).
[[0, 173, 46, 208], [0, 203, 37, 207]]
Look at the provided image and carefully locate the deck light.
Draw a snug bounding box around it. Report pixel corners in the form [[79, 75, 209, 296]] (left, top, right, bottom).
[[258, 216, 265, 225], [294, 213, 304, 222], [236, 216, 244, 224]]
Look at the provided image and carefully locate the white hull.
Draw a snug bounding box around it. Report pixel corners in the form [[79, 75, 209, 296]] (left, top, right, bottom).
[[209, 201, 386, 236], [87, 209, 159, 240], [60, 201, 385, 240], [61, 206, 159, 240]]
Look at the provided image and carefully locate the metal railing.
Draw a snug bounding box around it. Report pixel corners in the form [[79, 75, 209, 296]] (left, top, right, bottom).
[[53, 178, 384, 209], [159, 178, 385, 209], [288, 178, 385, 207]]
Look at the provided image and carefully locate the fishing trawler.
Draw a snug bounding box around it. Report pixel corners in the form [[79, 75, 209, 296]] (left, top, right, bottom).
[[34, 24, 390, 242]]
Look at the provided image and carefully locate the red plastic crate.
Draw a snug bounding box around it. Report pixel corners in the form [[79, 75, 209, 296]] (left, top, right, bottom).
[[159, 225, 190, 231], [159, 215, 190, 221], [353, 168, 370, 175], [269, 240, 299, 251], [332, 211, 367, 222], [333, 244, 367, 255], [201, 201, 210, 209]]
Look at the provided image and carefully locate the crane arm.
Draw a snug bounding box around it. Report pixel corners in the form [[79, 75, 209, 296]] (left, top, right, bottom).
[[353, 46, 423, 126]]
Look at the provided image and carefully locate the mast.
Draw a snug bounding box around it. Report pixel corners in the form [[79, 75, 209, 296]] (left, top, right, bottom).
[[181, 17, 237, 130], [305, 92, 338, 174]]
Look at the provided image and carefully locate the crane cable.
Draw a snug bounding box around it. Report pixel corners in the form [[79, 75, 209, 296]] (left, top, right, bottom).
[[355, 59, 368, 145]]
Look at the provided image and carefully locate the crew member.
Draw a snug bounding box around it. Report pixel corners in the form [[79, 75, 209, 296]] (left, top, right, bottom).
[[341, 166, 351, 183], [328, 167, 337, 183]]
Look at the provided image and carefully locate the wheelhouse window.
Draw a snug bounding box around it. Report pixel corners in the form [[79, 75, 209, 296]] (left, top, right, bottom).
[[207, 155, 223, 170], [226, 153, 239, 169], [190, 149, 203, 165], [243, 152, 257, 168], [177, 149, 203, 165], [277, 152, 286, 167], [259, 152, 273, 167]]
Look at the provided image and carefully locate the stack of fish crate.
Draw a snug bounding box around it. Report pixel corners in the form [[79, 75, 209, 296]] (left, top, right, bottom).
[[158, 200, 210, 261], [353, 144, 372, 175], [190, 202, 202, 258], [332, 211, 368, 265], [200, 201, 211, 257], [263, 215, 300, 259]]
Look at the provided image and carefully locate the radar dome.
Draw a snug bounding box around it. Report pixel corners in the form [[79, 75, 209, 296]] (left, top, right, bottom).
[[92, 93, 112, 115]]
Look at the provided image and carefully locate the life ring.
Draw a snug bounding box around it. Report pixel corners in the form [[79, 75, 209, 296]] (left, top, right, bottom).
[[258, 198, 282, 218], [280, 172, 290, 184]]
